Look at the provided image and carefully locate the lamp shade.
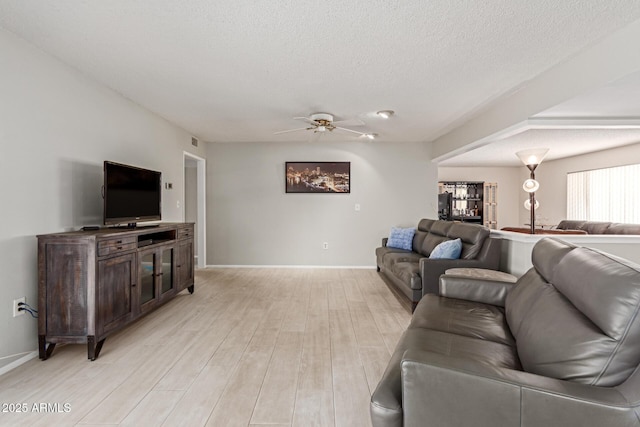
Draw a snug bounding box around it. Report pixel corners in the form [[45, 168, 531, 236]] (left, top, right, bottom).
[[524, 199, 539, 210], [523, 179, 540, 193], [516, 148, 549, 166]]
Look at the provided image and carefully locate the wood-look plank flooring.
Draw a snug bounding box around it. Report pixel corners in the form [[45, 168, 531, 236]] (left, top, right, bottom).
[[0, 268, 411, 427]]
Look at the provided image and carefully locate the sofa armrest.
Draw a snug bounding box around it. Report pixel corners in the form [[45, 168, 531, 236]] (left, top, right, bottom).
[[419, 237, 502, 296], [401, 349, 636, 427], [439, 276, 514, 307], [382, 237, 388, 247], [419, 258, 494, 295]]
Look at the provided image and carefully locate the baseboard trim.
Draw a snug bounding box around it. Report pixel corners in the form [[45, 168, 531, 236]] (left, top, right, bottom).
[[0, 351, 38, 377], [206, 264, 376, 269]]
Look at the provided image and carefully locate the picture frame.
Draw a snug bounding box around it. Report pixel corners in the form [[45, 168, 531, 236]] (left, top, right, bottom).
[[285, 162, 351, 193]]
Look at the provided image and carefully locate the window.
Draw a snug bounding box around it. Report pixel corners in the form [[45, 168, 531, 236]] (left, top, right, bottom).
[[567, 164, 640, 223]]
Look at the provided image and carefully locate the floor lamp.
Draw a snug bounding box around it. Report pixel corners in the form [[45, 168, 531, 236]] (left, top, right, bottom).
[[516, 148, 549, 234]]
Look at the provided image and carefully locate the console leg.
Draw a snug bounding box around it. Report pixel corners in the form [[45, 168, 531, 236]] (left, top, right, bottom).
[[88, 336, 106, 361], [188, 284, 195, 294], [39, 335, 56, 360], [377, 266, 380, 272]]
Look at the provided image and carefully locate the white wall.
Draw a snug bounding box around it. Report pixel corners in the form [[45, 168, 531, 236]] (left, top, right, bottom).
[[492, 231, 640, 276], [206, 141, 437, 266], [438, 166, 521, 229], [0, 28, 205, 370], [519, 143, 640, 226]]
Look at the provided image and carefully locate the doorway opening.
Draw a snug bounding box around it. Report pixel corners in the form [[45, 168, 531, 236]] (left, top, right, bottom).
[[184, 152, 206, 269]]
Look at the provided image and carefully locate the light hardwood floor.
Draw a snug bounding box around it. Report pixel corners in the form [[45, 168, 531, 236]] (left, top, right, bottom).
[[0, 268, 411, 427]]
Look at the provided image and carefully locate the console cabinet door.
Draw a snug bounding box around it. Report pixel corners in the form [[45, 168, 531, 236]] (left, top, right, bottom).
[[177, 239, 194, 291], [97, 253, 136, 336], [139, 245, 176, 310], [158, 246, 176, 302], [138, 248, 159, 314]]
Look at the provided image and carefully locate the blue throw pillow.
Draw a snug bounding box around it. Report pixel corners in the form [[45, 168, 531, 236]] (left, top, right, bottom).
[[429, 238, 462, 259], [387, 227, 416, 251]]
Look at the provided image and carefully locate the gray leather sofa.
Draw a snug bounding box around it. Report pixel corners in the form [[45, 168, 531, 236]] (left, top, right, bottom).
[[556, 219, 640, 234], [375, 219, 501, 309], [371, 237, 640, 427]]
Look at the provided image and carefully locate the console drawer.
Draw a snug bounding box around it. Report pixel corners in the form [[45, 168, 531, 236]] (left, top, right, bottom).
[[177, 226, 194, 240], [98, 236, 137, 257]]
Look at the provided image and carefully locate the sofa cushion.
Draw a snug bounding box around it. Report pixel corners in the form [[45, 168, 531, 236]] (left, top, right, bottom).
[[410, 295, 515, 346], [420, 233, 448, 256], [381, 251, 423, 270], [375, 246, 413, 268], [429, 238, 462, 259], [420, 221, 453, 256], [447, 222, 490, 259], [604, 223, 640, 235], [580, 221, 613, 234], [507, 238, 640, 387], [387, 227, 416, 250], [412, 229, 428, 252], [391, 261, 422, 290], [556, 220, 587, 231], [371, 327, 520, 426]]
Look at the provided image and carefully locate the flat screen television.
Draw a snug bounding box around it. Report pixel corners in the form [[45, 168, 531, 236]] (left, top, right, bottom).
[[103, 161, 162, 227]]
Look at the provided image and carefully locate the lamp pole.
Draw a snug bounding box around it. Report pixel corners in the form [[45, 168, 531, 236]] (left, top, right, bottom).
[[516, 148, 548, 235], [528, 165, 537, 234]]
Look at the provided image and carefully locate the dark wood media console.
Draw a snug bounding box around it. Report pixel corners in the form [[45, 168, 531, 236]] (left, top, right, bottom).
[[37, 223, 195, 360]]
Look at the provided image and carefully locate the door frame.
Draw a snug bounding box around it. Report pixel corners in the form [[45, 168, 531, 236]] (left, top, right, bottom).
[[183, 151, 206, 269]]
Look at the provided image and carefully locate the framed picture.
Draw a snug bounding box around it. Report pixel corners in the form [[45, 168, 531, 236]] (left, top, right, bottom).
[[285, 162, 350, 193]]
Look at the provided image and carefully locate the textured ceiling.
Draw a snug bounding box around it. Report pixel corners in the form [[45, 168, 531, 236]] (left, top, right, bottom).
[[1, 1, 640, 153]]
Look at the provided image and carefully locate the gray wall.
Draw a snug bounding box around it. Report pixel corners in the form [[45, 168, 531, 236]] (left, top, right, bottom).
[[0, 28, 205, 370], [206, 141, 437, 266]]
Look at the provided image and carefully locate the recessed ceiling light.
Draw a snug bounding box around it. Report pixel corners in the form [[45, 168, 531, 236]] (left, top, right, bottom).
[[376, 110, 394, 119], [365, 133, 377, 140]]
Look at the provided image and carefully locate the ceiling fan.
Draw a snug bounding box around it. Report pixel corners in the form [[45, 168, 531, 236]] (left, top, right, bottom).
[[274, 113, 376, 139]]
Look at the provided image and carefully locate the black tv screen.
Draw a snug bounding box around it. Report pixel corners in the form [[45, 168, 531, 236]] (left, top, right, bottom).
[[104, 161, 161, 225]]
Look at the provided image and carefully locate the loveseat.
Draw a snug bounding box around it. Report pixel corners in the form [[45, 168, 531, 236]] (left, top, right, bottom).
[[371, 237, 640, 427], [556, 219, 640, 234], [375, 219, 501, 309]]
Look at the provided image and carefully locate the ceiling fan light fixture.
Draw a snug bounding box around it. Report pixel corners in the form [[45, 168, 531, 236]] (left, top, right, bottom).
[[376, 110, 394, 119]]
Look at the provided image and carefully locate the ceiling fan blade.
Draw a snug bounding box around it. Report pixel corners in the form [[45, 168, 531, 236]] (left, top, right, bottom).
[[333, 118, 365, 126], [293, 116, 319, 126], [274, 127, 310, 135], [334, 126, 366, 136]]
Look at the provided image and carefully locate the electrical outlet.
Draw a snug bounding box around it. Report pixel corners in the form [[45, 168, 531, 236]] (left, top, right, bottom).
[[323, 242, 329, 250], [13, 297, 25, 317]]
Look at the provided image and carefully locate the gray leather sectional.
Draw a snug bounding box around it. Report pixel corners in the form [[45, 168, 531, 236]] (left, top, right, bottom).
[[376, 219, 501, 309], [371, 237, 640, 427], [556, 219, 640, 234]]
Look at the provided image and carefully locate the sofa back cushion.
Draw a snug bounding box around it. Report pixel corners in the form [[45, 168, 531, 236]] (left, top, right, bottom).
[[416, 219, 489, 260], [506, 238, 640, 386], [604, 223, 640, 235], [413, 219, 433, 252]]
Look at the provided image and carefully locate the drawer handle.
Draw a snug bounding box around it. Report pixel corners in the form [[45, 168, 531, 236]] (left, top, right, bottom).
[[116, 246, 123, 250], [116, 240, 122, 244]]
